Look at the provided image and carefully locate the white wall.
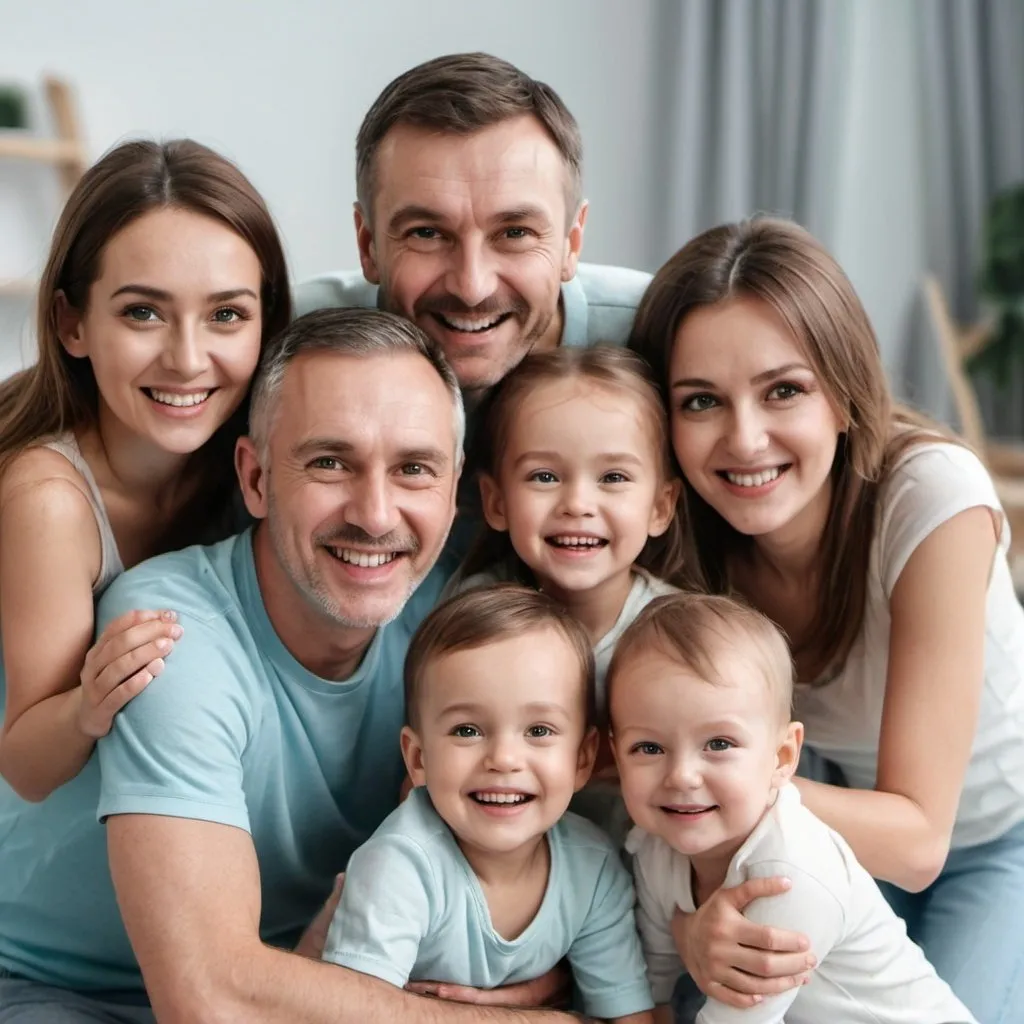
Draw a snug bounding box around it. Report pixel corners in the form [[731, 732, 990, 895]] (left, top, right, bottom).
[[0, 0, 936, 400], [0, 0, 664, 374]]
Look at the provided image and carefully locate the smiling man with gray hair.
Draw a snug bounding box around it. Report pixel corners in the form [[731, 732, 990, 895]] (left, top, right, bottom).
[[0, 310, 585, 1022]]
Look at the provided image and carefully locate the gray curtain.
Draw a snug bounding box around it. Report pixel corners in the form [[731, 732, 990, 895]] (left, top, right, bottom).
[[651, 0, 852, 262], [917, 0, 1024, 437]]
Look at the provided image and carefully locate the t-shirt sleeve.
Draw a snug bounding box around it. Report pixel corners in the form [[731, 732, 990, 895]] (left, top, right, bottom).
[[631, 849, 685, 1006], [568, 850, 655, 1019], [96, 593, 253, 830], [695, 860, 844, 1024], [878, 443, 1007, 598], [321, 834, 432, 988]]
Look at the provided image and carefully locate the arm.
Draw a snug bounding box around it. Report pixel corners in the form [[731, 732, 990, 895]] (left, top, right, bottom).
[[108, 814, 580, 1024], [691, 865, 843, 1024], [0, 468, 176, 800], [794, 506, 996, 890]]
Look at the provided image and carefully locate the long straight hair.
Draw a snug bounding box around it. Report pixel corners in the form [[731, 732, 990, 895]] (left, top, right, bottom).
[[629, 217, 942, 682], [0, 139, 292, 543], [460, 345, 686, 585]]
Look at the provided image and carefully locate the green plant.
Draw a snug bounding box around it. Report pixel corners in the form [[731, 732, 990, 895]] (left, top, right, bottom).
[[0, 85, 27, 129], [970, 181, 1024, 386]]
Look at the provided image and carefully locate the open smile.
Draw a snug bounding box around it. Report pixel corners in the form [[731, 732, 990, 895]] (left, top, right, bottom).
[[142, 387, 216, 409], [431, 311, 515, 336], [715, 464, 790, 491], [544, 534, 608, 553]]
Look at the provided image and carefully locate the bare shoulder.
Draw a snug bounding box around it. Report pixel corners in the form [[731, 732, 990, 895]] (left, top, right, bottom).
[[0, 445, 99, 539]]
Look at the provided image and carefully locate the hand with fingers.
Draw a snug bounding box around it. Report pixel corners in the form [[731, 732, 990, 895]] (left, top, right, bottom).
[[671, 877, 815, 1007], [76, 609, 182, 739]]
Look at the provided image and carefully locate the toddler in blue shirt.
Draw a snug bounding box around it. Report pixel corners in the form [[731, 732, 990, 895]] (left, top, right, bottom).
[[322, 583, 655, 1022]]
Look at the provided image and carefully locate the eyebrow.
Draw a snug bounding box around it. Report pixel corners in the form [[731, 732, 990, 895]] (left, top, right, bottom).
[[292, 438, 450, 467], [387, 203, 553, 233], [671, 362, 812, 390], [512, 450, 644, 468], [109, 284, 259, 303], [438, 701, 571, 719]]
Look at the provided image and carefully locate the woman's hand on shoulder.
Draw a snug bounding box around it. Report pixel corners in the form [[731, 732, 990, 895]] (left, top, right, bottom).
[[78, 609, 182, 738], [671, 877, 813, 1007]]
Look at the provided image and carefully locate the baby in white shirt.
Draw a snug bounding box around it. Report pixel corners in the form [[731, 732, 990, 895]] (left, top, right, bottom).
[[607, 591, 975, 1024]]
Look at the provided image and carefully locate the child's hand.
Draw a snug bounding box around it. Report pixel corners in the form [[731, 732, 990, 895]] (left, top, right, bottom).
[[406, 960, 571, 1008], [77, 610, 182, 739], [671, 878, 815, 1007], [294, 873, 346, 959]]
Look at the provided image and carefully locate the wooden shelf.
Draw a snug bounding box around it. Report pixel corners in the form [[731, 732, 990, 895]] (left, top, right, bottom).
[[0, 134, 82, 165]]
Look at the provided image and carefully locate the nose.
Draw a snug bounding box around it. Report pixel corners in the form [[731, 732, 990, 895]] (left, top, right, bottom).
[[345, 469, 402, 539], [444, 237, 499, 309], [725, 401, 769, 461], [557, 478, 596, 518], [160, 322, 209, 380], [484, 732, 524, 774], [665, 751, 703, 791]]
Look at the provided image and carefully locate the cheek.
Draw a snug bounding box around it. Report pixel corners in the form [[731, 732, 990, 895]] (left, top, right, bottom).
[[388, 254, 442, 308]]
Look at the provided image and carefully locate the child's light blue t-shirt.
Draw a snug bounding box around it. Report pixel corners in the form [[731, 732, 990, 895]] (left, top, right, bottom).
[[323, 786, 654, 1020], [0, 529, 448, 991]]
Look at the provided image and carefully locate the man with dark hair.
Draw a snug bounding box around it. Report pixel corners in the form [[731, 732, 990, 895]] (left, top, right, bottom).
[[295, 52, 651, 402]]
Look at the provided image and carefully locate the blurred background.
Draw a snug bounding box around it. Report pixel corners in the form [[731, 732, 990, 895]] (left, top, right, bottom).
[[1, 0, 1022, 446]]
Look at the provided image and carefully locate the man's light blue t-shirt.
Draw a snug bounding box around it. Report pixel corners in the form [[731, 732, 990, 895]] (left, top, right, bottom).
[[323, 786, 654, 1020], [0, 530, 447, 992], [293, 262, 652, 349]]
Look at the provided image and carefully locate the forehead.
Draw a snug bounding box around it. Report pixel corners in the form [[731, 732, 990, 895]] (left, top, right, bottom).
[[98, 207, 260, 289], [422, 626, 584, 711], [672, 297, 808, 379], [372, 115, 570, 225], [506, 377, 656, 452], [272, 350, 455, 453], [612, 641, 773, 719]]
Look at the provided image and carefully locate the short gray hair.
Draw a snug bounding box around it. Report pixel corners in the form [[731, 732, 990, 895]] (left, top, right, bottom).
[[249, 308, 465, 459]]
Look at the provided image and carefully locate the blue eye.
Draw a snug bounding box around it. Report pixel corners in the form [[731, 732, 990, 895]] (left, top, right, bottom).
[[631, 741, 664, 756], [124, 305, 159, 323], [526, 725, 554, 738], [681, 393, 718, 413], [451, 724, 480, 739], [706, 737, 734, 752], [212, 307, 243, 323]]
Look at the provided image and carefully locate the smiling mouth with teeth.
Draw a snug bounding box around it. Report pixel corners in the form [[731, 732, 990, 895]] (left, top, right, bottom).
[[144, 387, 214, 408], [433, 311, 514, 334], [326, 547, 401, 568], [471, 792, 535, 806], [717, 465, 789, 488], [545, 535, 608, 550]]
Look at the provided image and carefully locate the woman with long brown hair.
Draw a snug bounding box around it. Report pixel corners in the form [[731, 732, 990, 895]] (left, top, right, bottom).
[[629, 217, 1024, 1022], [0, 139, 290, 802]]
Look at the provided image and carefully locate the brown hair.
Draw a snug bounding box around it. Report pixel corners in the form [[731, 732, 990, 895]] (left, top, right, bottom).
[[460, 345, 685, 585], [355, 52, 583, 221], [0, 138, 291, 543], [607, 591, 794, 724], [404, 583, 596, 729], [628, 217, 942, 682]]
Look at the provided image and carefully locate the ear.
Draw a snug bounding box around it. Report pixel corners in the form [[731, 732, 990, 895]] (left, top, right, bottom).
[[353, 202, 381, 285], [54, 291, 87, 358], [561, 200, 589, 282], [235, 437, 270, 519], [479, 473, 508, 532], [771, 720, 804, 790], [400, 725, 427, 788], [648, 476, 682, 538], [573, 725, 599, 791]]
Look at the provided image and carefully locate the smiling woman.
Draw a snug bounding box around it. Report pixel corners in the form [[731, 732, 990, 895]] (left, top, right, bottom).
[[0, 138, 291, 804], [629, 217, 1024, 1022]]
